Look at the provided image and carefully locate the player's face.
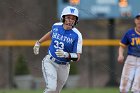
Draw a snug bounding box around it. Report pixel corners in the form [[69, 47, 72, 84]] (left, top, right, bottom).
[[135, 17, 140, 28], [63, 15, 77, 30]]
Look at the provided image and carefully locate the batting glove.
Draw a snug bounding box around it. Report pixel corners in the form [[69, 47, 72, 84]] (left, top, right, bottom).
[[55, 49, 69, 58], [33, 41, 40, 55]]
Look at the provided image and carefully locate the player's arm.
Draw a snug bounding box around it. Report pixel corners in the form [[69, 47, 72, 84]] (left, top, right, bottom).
[[33, 31, 51, 55], [117, 44, 126, 63], [69, 31, 82, 62], [55, 50, 81, 62], [118, 32, 128, 63], [77, 53, 81, 61], [65, 52, 81, 62], [38, 31, 51, 43]]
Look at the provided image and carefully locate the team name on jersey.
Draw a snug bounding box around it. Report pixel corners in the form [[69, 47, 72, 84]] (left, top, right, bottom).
[[52, 33, 74, 44], [131, 37, 140, 45]]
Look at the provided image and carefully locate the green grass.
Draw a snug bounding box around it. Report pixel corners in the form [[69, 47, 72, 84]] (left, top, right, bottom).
[[62, 88, 119, 93], [0, 87, 119, 93]]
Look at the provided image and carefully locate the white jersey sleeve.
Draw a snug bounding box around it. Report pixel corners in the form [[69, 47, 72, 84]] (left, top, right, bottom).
[[72, 28, 83, 54]]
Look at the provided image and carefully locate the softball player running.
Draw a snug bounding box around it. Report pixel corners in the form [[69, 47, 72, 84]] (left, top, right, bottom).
[[118, 13, 140, 93], [33, 6, 82, 93]]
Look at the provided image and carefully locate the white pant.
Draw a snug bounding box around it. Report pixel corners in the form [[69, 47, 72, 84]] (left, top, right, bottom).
[[42, 55, 70, 93], [119, 55, 140, 93]]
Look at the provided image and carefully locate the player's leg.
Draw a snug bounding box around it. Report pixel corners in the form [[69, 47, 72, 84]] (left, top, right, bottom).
[[42, 55, 57, 93], [119, 63, 135, 93], [131, 65, 140, 93], [119, 56, 136, 93], [56, 64, 70, 93]]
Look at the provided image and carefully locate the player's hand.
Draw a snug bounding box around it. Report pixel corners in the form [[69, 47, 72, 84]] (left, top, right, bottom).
[[33, 41, 40, 55], [55, 49, 69, 58], [117, 55, 124, 63]]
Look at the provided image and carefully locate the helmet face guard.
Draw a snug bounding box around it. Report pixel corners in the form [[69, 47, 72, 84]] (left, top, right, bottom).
[[61, 6, 79, 26]]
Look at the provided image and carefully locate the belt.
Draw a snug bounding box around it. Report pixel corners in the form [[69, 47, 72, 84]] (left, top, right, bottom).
[[128, 54, 140, 57], [49, 56, 69, 65]]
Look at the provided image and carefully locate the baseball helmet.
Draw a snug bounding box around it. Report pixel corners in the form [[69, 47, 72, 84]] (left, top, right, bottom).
[[135, 13, 140, 18], [61, 6, 79, 25]]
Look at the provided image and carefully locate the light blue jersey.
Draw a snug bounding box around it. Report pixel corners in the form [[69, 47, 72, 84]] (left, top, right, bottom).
[[48, 22, 82, 63]]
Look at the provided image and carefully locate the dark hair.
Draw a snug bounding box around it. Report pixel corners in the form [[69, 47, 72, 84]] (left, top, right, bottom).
[[135, 16, 140, 19], [62, 15, 78, 26]]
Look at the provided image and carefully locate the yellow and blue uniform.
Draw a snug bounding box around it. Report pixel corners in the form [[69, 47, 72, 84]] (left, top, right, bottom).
[[119, 28, 140, 92], [120, 28, 140, 57]]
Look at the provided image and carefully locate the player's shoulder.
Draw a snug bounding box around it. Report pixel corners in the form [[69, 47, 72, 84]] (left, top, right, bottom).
[[72, 27, 82, 38], [72, 28, 82, 35], [53, 22, 63, 26], [126, 28, 135, 34]]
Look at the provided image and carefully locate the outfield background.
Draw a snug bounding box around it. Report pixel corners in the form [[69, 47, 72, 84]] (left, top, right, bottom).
[[0, 0, 137, 92]]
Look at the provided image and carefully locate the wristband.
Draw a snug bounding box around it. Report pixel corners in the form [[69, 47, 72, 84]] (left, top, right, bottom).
[[69, 53, 78, 61]]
